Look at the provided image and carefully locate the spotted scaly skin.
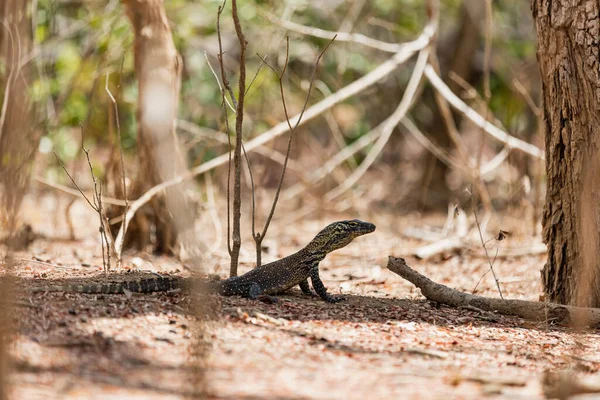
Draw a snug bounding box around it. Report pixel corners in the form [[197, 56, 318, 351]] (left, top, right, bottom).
[[29, 220, 376, 302], [28, 276, 186, 294]]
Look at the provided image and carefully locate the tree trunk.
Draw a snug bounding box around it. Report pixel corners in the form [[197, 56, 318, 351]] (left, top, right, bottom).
[[533, 0, 600, 307], [121, 0, 191, 254], [0, 0, 38, 231]]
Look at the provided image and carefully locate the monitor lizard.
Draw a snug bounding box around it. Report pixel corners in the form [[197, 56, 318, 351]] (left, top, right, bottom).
[[28, 219, 375, 303]]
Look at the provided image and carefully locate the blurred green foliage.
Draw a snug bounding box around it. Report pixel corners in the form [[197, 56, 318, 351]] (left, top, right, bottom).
[[24, 0, 537, 185]]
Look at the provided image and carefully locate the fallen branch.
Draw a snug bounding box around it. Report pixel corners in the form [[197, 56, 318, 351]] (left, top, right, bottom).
[[386, 256, 600, 327]]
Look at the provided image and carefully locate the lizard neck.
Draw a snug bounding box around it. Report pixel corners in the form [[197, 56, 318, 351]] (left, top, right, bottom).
[[297, 246, 327, 265]]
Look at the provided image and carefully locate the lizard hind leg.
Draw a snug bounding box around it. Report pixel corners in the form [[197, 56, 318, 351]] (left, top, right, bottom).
[[223, 281, 276, 303], [247, 282, 278, 304], [247, 282, 263, 299]]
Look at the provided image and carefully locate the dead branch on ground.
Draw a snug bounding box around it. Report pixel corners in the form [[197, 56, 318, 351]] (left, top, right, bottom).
[[386, 257, 600, 327]]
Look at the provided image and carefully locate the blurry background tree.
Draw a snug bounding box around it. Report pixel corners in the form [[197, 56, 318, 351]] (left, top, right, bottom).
[[114, 0, 190, 254], [2, 0, 542, 255], [0, 0, 39, 234], [1, 1, 37, 397]]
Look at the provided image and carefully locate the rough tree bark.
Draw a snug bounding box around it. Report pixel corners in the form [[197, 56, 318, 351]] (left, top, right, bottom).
[[533, 1, 600, 307], [120, 0, 191, 254]]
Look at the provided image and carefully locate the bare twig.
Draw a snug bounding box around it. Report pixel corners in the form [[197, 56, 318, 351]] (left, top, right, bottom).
[[245, 55, 266, 96], [54, 126, 113, 272], [80, 127, 112, 272], [216, 0, 235, 259], [471, 195, 503, 299], [53, 153, 98, 213], [252, 36, 335, 266], [34, 176, 127, 206], [217, 1, 237, 110], [105, 72, 128, 270], [228, 0, 248, 277], [204, 51, 236, 113]]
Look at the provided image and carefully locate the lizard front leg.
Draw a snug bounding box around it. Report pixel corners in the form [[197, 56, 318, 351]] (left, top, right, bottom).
[[299, 279, 314, 296], [310, 266, 344, 303]]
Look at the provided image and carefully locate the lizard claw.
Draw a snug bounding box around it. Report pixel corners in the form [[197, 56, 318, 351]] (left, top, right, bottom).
[[257, 294, 278, 304], [326, 295, 346, 303]]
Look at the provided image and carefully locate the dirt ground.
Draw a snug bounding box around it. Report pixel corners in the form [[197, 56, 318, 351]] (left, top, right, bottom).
[[3, 193, 600, 399]]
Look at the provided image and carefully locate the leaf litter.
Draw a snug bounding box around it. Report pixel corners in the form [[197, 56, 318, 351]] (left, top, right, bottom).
[[3, 204, 600, 399]]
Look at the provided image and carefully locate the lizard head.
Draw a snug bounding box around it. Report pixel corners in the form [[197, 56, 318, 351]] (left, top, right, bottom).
[[307, 219, 376, 254]]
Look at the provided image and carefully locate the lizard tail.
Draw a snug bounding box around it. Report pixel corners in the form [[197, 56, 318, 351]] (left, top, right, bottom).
[[29, 276, 184, 294]]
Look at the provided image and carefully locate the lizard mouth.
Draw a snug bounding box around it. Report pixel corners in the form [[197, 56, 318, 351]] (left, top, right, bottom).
[[355, 221, 376, 235]]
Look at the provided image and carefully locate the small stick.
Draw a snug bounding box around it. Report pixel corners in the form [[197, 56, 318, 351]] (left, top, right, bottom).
[[471, 196, 503, 299]]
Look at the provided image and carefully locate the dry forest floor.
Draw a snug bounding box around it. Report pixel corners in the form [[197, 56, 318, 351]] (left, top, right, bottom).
[[3, 194, 600, 399]]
